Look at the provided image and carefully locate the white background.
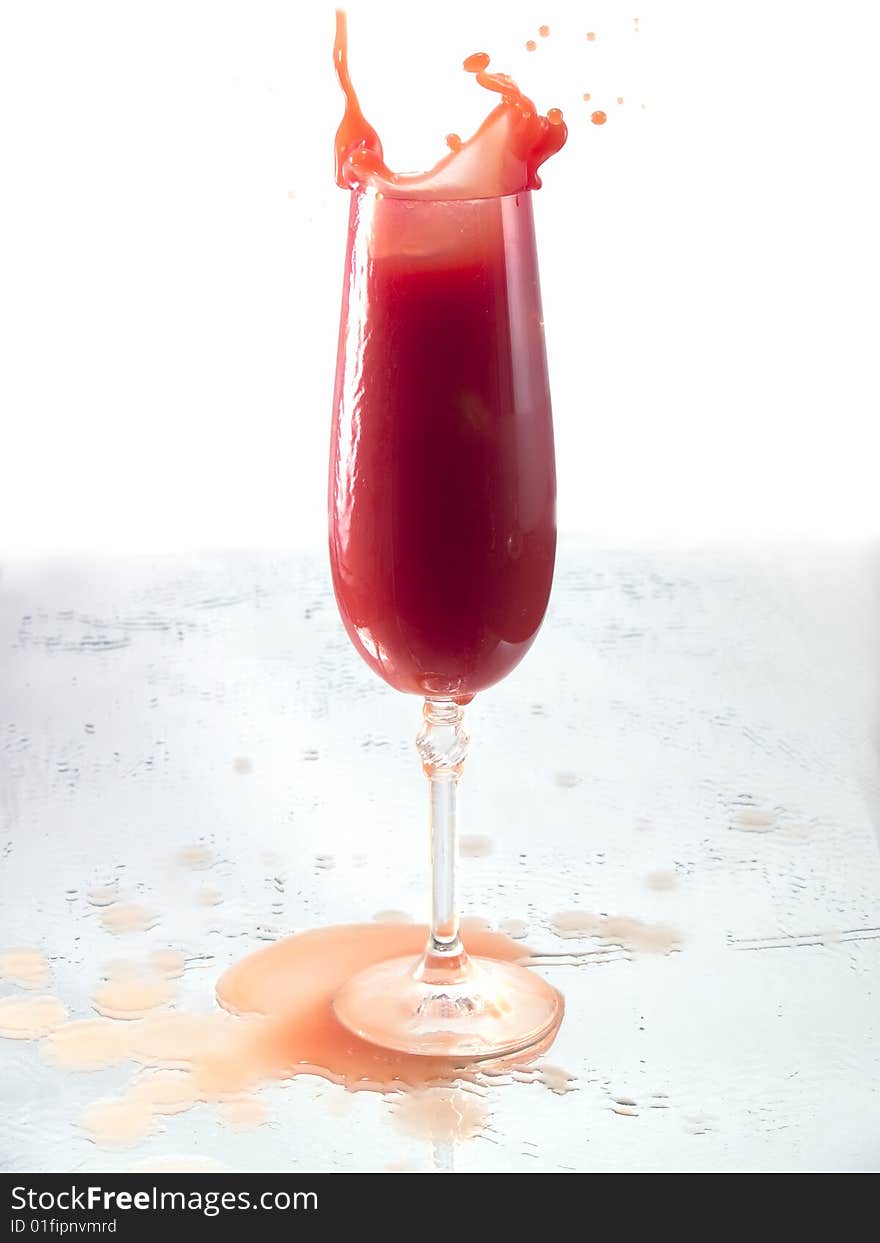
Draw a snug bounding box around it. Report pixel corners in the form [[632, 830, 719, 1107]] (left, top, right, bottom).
[[0, 0, 877, 554]]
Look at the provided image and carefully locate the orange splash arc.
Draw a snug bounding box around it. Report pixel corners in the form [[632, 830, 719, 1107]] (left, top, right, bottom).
[[333, 10, 567, 200], [217, 924, 564, 1091]]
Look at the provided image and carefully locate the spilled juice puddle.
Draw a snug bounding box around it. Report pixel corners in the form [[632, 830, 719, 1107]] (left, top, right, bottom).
[[393, 1086, 488, 1142], [0, 947, 51, 989], [148, 948, 186, 978], [550, 911, 682, 955], [5, 924, 565, 1150], [42, 1018, 132, 1070], [0, 994, 68, 1039], [533, 1064, 577, 1095], [92, 965, 177, 1020], [81, 1097, 155, 1148], [99, 902, 158, 935], [217, 923, 563, 1091], [129, 1069, 199, 1116], [217, 1094, 269, 1132], [128, 1155, 229, 1173]]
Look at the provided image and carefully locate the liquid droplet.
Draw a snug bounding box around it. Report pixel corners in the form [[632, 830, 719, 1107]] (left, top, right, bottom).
[[81, 1097, 154, 1148], [459, 834, 494, 858], [731, 808, 776, 832], [175, 844, 216, 870], [645, 870, 678, 892], [87, 885, 119, 908], [463, 52, 490, 74], [100, 903, 158, 935]]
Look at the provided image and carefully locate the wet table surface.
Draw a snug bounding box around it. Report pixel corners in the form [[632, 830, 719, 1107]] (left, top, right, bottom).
[[1, 542, 879, 1173]]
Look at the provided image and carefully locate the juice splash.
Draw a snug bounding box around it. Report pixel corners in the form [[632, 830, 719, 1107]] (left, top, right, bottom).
[[333, 10, 567, 200]]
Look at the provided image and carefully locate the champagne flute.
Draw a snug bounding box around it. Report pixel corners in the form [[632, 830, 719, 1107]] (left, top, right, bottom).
[[328, 186, 562, 1057]]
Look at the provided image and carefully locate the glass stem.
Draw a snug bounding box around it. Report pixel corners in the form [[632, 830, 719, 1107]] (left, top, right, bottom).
[[416, 697, 470, 969]]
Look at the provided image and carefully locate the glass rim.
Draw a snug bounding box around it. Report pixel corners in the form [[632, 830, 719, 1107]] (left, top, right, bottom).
[[346, 185, 534, 207]]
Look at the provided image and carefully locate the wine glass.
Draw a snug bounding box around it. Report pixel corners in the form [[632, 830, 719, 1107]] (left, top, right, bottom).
[[328, 186, 562, 1057]]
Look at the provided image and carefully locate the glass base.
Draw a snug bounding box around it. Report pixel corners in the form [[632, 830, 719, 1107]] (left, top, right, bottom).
[[333, 952, 563, 1059]]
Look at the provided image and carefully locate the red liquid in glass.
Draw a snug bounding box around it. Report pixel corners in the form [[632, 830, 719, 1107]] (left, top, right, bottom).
[[330, 194, 556, 698], [329, 15, 564, 699]]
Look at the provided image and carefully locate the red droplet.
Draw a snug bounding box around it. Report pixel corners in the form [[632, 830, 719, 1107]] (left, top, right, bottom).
[[446, 132, 463, 152], [547, 108, 563, 127], [591, 110, 607, 125], [463, 52, 490, 74], [587, 31, 597, 42], [539, 25, 550, 38], [525, 39, 537, 52]]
